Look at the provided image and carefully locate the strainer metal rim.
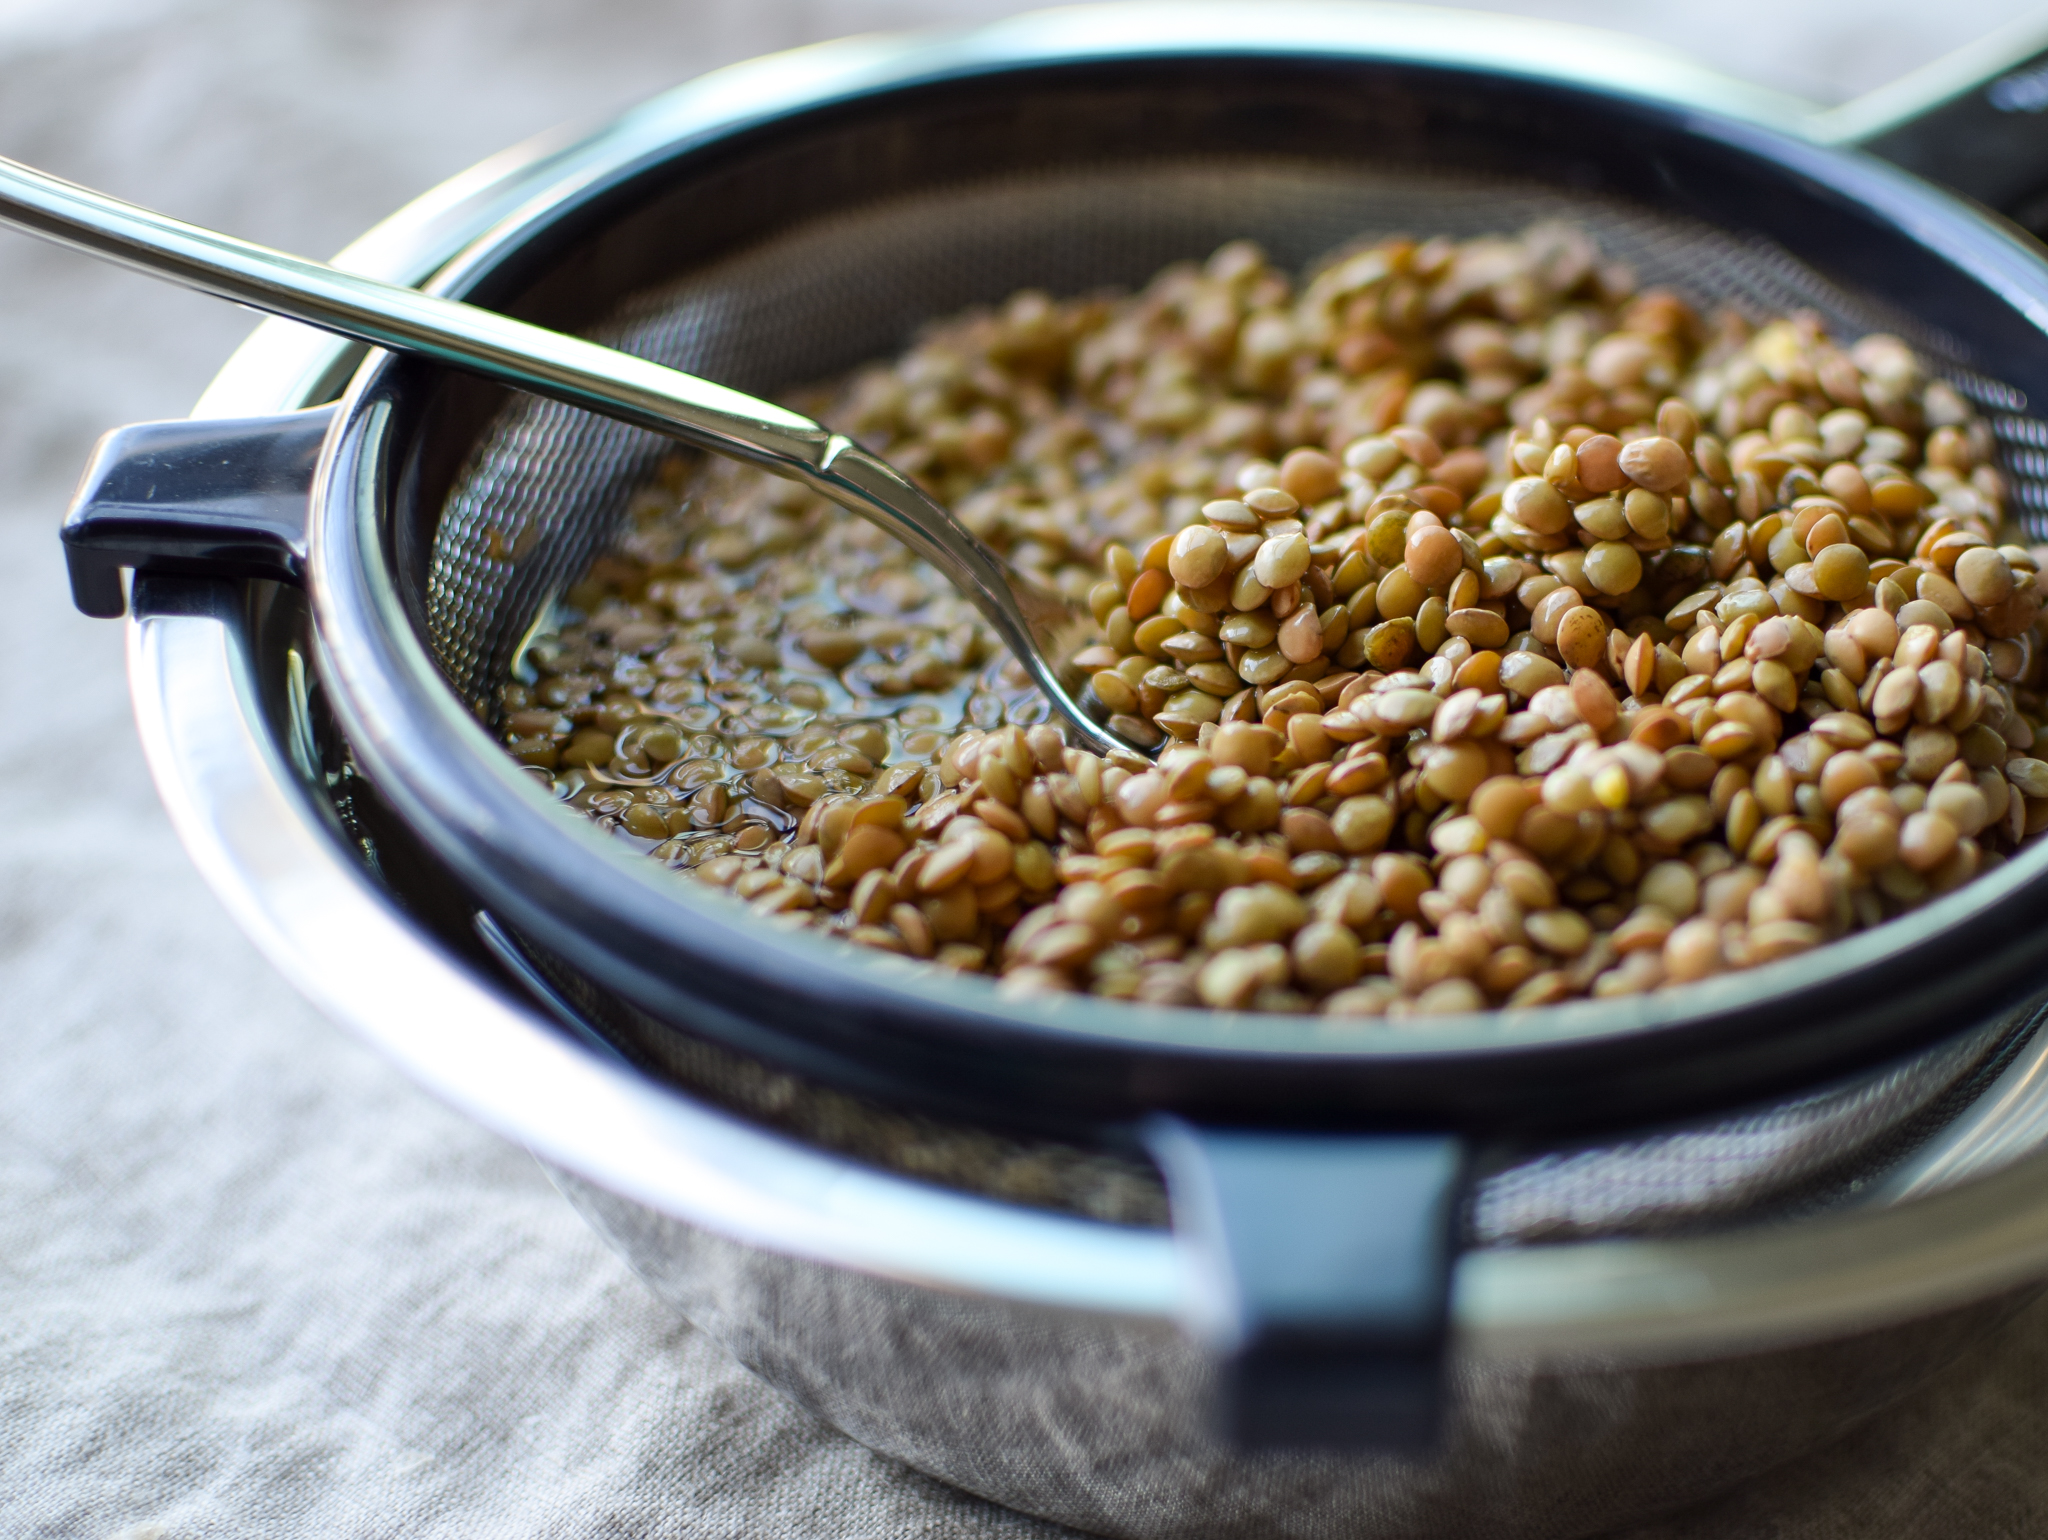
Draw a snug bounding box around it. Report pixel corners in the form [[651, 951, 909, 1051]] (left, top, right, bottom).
[[304, 10, 2048, 1133], [126, 3, 2048, 1362]]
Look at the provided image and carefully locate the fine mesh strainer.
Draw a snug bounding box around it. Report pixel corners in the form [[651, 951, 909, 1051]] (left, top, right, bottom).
[[45, 10, 2048, 1447]]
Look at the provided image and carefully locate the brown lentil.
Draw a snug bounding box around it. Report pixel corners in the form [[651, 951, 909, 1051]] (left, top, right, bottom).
[[501, 225, 2048, 1019]]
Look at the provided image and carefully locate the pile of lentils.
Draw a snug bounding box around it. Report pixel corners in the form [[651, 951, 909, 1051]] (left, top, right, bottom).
[[498, 223, 2048, 1017]]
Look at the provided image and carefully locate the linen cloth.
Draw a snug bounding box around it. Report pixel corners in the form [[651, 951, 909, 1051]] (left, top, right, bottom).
[[4, 2, 2048, 1535]]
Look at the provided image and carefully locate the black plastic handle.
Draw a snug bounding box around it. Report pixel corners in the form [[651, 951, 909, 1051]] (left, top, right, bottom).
[[62, 405, 334, 618], [1146, 1119, 1465, 1451]]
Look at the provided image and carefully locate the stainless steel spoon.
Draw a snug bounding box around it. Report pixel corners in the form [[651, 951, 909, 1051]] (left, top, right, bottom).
[[0, 155, 1152, 758]]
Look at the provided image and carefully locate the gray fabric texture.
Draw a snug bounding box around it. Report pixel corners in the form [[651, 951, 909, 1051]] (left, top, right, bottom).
[[4, 2, 2048, 1536]]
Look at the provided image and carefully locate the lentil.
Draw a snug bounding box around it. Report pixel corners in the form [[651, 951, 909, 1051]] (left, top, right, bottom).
[[502, 225, 2048, 1018]]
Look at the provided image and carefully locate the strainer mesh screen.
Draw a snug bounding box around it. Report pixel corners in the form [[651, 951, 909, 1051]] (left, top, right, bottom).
[[424, 158, 2048, 1238]]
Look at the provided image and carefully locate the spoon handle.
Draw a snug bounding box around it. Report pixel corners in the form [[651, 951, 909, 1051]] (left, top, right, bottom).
[[0, 155, 834, 472], [0, 155, 1132, 756]]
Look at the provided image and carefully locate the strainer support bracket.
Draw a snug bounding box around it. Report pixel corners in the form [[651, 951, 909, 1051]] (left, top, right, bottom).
[[61, 406, 332, 618], [1147, 1119, 1466, 1451]]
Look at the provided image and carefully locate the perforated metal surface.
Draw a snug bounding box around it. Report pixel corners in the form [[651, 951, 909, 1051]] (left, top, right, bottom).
[[418, 156, 2048, 1239], [1468, 1006, 2038, 1243]]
